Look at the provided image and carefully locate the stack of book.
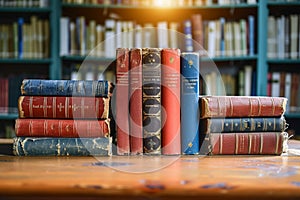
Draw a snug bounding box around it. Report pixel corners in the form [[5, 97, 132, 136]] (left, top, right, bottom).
[[13, 79, 114, 156], [199, 96, 288, 155], [115, 48, 197, 156]]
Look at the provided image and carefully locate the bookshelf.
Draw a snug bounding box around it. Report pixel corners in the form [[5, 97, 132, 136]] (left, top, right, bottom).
[[0, 0, 300, 146]]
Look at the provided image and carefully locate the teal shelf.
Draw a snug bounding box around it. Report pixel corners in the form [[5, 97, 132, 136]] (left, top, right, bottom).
[[62, 3, 258, 9], [285, 113, 300, 118], [268, 1, 300, 6], [61, 55, 115, 63], [267, 59, 300, 64], [0, 113, 18, 120], [0, 7, 51, 13], [0, 58, 52, 64], [201, 55, 258, 62]]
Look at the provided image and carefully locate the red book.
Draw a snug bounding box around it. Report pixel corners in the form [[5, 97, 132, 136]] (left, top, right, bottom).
[[15, 118, 110, 137], [18, 96, 110, 119], [116, 48, 130, 155], [161, 48, 181, 155], [129, 48, 143, 155], [209, 132, 284, 155], [200, 96, 287, 119]]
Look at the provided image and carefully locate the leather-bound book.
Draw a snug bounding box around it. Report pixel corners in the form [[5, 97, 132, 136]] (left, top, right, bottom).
[[15, 118, 110, 138], [142, 48, 161, 155], [180, 52, 200, 155], [116, 48, 130, 155], [129, 48, 143, 155], [200, 96, 287, 118], [161, 48, 181, 155], [18, 96, 110, 119]]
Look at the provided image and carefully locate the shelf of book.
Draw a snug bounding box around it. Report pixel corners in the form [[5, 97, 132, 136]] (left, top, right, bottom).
[[0, 58, 52, 64], [0, 7, 51, 13], [268, 59, 300, 64], [62, 55, 115, 63], [202, 55, 258, 62]]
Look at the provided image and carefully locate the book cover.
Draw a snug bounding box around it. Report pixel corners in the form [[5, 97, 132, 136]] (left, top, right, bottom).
[[161, 48, 181, 155], [201, 116, 287, 133], [18, 96, 110, 119], [21, 79, 114, 97], [207, 132, 284, 155], [15, 118, 110, 138], [13, 137, 112, 156], [200, 96, 287, 118], [129, 48, 143, 155], [142, 48, 161, 155], [116, 48, 130, 155], [180, 52, 200, 155]]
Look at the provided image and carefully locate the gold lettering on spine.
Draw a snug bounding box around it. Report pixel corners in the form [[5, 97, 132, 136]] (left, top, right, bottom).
[[53, 97, 56, 118], [44, 97, 47, 118], [29, 96, 33, 117], [219, 134, 223, 154], [260, 133, 263, 154], [275, 132, 279, 154], [271, 97, 275, 115], [29, 120, 33, 136], [229, 97, 233, 117], [44, 120, 47, 136], [65, 97, 69, 118], [249, 98, 253, 116]]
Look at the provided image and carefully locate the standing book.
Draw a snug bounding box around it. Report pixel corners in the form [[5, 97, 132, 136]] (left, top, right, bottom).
[[129, 48, 143, 155], [116, 48, 130, 155], [180, 52, 200, 155], [161, 48, 181, 155], [142, 48, 161, 155]]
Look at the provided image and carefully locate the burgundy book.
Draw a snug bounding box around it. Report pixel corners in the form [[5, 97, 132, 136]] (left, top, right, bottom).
[[208, 132, 284, 155], [116, 48, 130, 155], [161, 48, 181, 155], [15, 118, 110, 138], [18, 96, 110, 119], [129, 48, 143, 155], [200, 96, 287, 118]]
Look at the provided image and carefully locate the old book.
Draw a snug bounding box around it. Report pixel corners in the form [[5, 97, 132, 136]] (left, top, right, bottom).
[[18, 96, 110, 119], [13, 137, 112, 156], [201, 116, 287, 133], [21, 79, 114, 97], [116, 48, 130, 155], [15, 118, 110, 138], [142, 48, 161, 155], [180, 52, 200, 155], [191, 14, 204, 54], [200, 96, 287, 119], [129, 48, 143, 155], [161, 48, 181, 155], [203, 132, 285, 155]]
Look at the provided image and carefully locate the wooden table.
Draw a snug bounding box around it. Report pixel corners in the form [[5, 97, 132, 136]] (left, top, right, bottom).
[[1, 140, 300, 200]]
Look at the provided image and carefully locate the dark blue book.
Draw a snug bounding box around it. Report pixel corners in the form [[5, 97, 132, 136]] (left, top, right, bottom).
[[180, 52, 200, 155], [21, 79, 114, 97], [18, 17, 24, 58], [248, 15, 255, 56], [201, 117, 287, 133], [13, 137, 112, 156]]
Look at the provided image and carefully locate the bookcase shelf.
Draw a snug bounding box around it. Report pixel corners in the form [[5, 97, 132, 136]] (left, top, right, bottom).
[[0, 7, 51, 13], [0, 113, 18, 120], [267, 59, 300, 64], [202, 55, 258, 62], [62, 55, 114, 63], [0, 58, 52, 64]]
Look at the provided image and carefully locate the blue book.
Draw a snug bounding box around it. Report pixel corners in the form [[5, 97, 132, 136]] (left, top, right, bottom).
[[248, 15, 255, 56], [13, 137, 112, 156], [180, 52, 200, 155], [21, 79, 114, 97], [183, 20, 194, 52], [18, 17, 24, 59]]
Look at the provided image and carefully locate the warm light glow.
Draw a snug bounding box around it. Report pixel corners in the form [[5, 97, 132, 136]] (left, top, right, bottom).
[[153, 0, 172, 7]]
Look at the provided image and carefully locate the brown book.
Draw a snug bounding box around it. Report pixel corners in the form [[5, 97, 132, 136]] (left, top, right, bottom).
[[191, 14, 204, 54], [18, 96, 110, 119], [207, 132, 284, 155], [116, 48, 130, 155], [129, 48, 143, 155], [200, 96, 287, 118], [15, 118, 110, 138]]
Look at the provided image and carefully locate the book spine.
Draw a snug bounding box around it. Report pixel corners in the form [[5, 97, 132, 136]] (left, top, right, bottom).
[[142, 48, 161, 155], [202, 117, 286, 133], [209, 132, 284, 155], [129, 48, 143, 155], [180, 52, 200, 155], [183, 20, 194, 52], [21, 79, 113, 97], [15, 118, 110, 138], [200, 96, 287, 118], [13, 137, 112, 156], [116, 48, 130, 155], [18, 96, 110, 119], [161, 48, 181, 155]]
